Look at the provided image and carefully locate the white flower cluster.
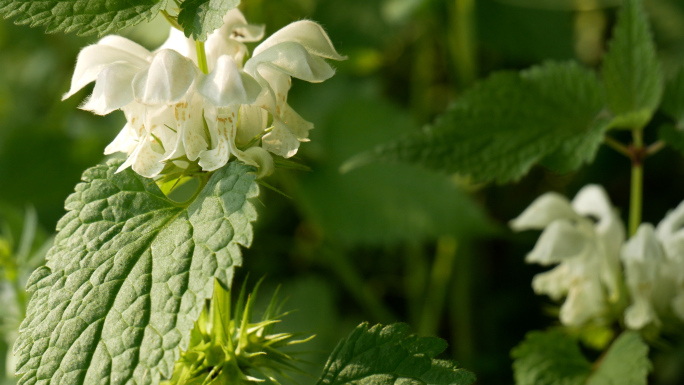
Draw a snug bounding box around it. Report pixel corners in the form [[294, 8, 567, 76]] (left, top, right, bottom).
[[63, 9, 345, 178], [512, 185, 684, 330]]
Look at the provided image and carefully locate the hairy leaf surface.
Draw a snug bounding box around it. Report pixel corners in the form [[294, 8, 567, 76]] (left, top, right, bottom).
[[14, 159, 258, 385], [512, 330, 651, 385], [601, 0, 663, 129], [316, 323, 475, 385], [0, 0, 165, 36], [342, 62, 607, 183], [178, 0, 239, 41]]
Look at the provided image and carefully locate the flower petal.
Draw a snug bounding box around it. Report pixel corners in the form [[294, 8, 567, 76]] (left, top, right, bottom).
[[525, 220, 588, 265], [198, 104, 238, 171], [510, 192, 579, 231], [133, 49, 197, 105], [236, 105, 268, 147], [621, 224, 664, 329], [219, 8, 264, 43], [63, 38, 150, 100], [81, 63, 138, 115], [197, 55, 261, 107], [104, 123, 138, 155], [656, 200, 684, 259], [246, 42, 336, 83], [253, 20, 345, 60], [261, 119, 301, 158]]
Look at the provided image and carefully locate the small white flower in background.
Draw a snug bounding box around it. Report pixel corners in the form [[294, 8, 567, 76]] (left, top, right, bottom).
[[655, 201, 684, 321], [63, 9, 345, 178], [510, 185, 625, 327], [621, 224, 669, 329]]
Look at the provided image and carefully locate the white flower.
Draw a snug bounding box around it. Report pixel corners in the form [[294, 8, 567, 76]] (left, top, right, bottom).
[[244, 20, 347, 157], [510, 185, 625, 326], [63, 8, 344, 178], [621, 224, 669, 329], [655, 201, 684, 321]]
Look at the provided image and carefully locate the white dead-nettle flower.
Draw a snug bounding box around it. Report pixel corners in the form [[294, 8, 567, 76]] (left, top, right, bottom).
[[63, 9, 345, 178], [510, 185, 625, 327], [621, 224, 671, 329], [655, 201, 684, 322]]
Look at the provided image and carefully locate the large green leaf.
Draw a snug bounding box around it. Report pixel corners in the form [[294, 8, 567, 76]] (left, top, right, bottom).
[[0, 0, 165, 36], [512, 330, 651, 385], [601, 0, 663, 129], [14, 159, 258, 385], [177, 0, 240, 41], [586, 332, 651, 385], [316, 323, 475, 385], [342, 62, 607, 184], [511, 330, 592, 385]]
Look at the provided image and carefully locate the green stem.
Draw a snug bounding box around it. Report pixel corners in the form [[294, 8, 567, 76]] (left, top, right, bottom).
[[419, 237, 457, 336], [604, 135, 631, 158], [160, 10, 183, 31], [629, 130, 644, 237], [321, 246, 396, 324], [448, 0, 477, 87], [196, 40, 209, 74]]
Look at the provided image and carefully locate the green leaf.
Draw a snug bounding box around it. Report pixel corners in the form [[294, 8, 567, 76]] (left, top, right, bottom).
[[0, 0, 165, 36], [511, 330, 651, 385], [601, 0, 663, 129], [177, 0, 240, 41], [342, 61, 607, 184], [295, 95, 493, 246], [315, 322, 475, 385], [661, 67, 684, 128], [586, 332, 651, 385], [14, 159, 258, 385], [511, 330, 592, 385]]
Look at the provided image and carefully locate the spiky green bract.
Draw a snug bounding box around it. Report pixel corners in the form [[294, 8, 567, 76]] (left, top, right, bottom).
[[0, 0, 165, 36], [14, 159, 259, 385], [342, 62, 607, 183], [511, 330, 651, 385], [315, 322, 475, 385], [164, 279, 311, 385], [177, 0, 240, 41], [602, 0, 663, 129]]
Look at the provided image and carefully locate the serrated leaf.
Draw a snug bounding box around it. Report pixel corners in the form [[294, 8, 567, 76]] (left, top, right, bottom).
[[511, 330, 651, 385], [661, 67, 684, 128], [315, 322, 475, 385], [601, 0, 663, 129], [0, 0, 165, 36], [342, 61, 607, 184], [14, 159, 258, 385], [177, 0, 240, 41], [511, 330, 592, 385], [586, 332, 651, 385]]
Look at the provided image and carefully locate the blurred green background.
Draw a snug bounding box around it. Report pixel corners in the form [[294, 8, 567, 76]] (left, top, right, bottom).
[[3, 0, 684, 383]]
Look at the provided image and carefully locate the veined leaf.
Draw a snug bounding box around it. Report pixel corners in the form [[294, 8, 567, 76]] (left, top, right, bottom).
[[586, 332, 651, 385], [601, 0, 663, 129], [511, 330, 592, 385], [14, 159, 258, 385], [178, 0, 240, 41], [512, 330, 651, 385], [315, 322, 475, 385], [342, 61, 607, 184], [0, 0, 165, 36]]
